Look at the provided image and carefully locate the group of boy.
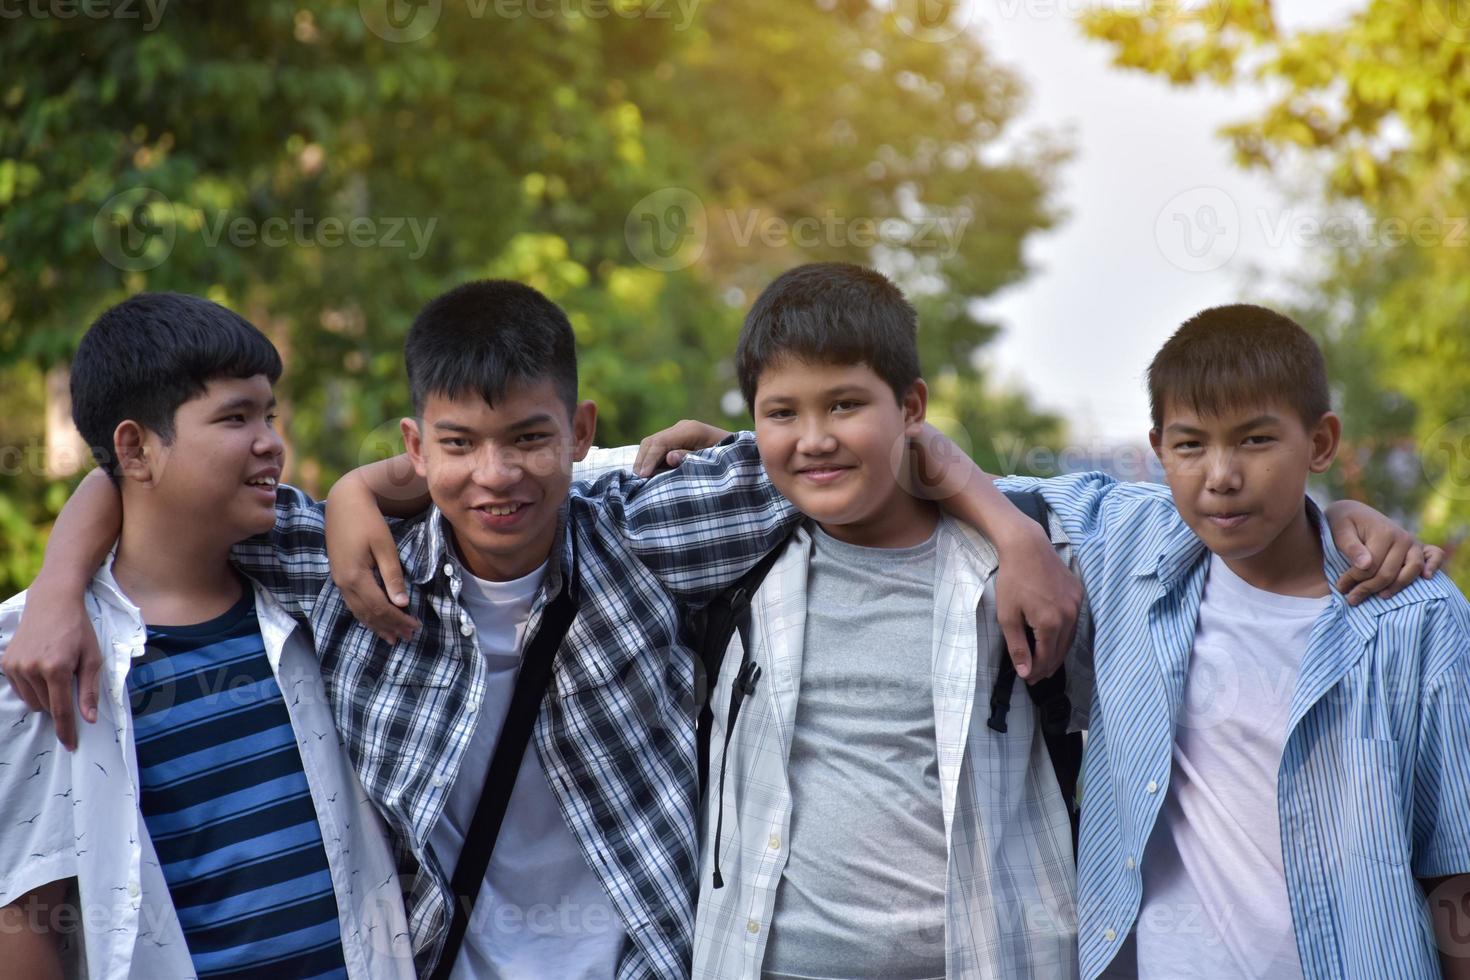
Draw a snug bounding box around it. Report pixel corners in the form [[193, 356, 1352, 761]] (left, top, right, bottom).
[[0, 261, 1465, 980]]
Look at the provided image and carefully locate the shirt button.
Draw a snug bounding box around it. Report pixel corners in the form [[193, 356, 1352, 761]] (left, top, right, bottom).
[[127, 881, 140, 899], [1104, 928, 1117, 942], [1124, 856, 1136, 870], [1145, 780, 1159, 794], [432, 775, 446, 788], [768, 835, 780, 850], [443, 563, 455, 577], [460, 621, 474, 637], [746, 920, 760, 934]]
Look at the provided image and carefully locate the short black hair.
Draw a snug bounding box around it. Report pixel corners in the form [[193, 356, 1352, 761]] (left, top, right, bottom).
[[735, 262, 921, 410], [71, 292, 283, 483], [1147, 303, 1330, 431], [404, 280, 578, 417]]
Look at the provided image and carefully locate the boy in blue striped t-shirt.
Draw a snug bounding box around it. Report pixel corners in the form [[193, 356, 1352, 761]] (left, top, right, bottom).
[[1000, 305, 1470, 979], [0, 294, 412, 980]]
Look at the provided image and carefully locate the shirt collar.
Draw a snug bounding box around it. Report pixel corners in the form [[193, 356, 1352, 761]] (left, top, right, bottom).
[[1134, 495, 1424, 642], [404, 501, 577, 602]]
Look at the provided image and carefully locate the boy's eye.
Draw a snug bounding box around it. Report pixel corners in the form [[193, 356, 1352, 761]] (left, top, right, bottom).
[[441, 438, 470, 449], [221, 414, 246, 424], [1174, 440, 1201, 452], [1244, 435, 1275, 446], [766, 409, 794, 421], [516, 432, 552, 445], [265, 413, 279, 427], [832, 400, 862, 412]]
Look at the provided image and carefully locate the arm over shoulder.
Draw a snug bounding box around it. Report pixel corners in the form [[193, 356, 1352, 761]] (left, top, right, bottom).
[[573, 432, 800, 606], [230, 484, 330, 620]]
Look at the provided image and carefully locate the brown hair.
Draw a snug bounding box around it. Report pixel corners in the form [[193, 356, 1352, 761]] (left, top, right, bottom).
[[1147, 304, 1330, 431]]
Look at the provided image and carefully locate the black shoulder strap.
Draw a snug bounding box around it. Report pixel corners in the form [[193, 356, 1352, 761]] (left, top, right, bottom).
[[430, 576, 578, 980], [991, 490, 1084, 856], [696, 540, 787, 800]]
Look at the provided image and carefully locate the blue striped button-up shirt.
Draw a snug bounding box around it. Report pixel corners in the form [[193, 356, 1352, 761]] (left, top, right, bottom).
[[998, 473, 1470, 980]]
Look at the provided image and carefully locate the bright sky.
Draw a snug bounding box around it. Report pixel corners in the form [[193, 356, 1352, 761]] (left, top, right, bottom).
[[969, 0, 1367, 446]]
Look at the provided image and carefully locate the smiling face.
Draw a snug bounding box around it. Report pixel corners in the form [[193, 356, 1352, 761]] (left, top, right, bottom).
[[119, 374, 285, 545], [402, 379, 596, 582], [752, 356, 936, 548], [1151, 398, 1341, 588]]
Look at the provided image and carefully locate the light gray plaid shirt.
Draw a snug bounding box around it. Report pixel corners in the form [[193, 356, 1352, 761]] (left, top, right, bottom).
[[693, 513, 1093, 980]]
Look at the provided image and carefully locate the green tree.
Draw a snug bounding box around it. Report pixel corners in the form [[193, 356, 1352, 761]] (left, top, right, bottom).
[[1, 0, 1065, 597], [1082, 0, 1470, 585]]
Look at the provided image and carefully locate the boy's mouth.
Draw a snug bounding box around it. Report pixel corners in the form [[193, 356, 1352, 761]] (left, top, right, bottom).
[[244, 471, 280, 500], [1203, 511, 1250, 530], [470, 500, 532, 529], [794, 464, 853, 485]]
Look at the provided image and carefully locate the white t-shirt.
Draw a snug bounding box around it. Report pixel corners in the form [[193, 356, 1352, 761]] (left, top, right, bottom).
[[1132, 554, 1329, 980], [428, 560, 627, 979]]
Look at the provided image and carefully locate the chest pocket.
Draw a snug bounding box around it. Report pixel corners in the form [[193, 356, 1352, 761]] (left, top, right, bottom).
[[1337, 737, 1411, 868]]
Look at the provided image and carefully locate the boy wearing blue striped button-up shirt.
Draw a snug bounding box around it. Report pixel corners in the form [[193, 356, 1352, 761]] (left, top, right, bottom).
[[1002, 304, 1470, 980]]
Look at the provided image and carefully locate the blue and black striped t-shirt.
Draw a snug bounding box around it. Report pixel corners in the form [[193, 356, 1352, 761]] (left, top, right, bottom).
[[129, 588, 349, 979]]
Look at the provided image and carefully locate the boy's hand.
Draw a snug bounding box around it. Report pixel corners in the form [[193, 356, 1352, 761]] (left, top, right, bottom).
[[634, 420, 732, 477], [990, 521, 1083, 682], [1324, 500, 1445, 604], [1, 575, 102, 752], [325, 475, 420, 645], [906, 423, 1081, 681]]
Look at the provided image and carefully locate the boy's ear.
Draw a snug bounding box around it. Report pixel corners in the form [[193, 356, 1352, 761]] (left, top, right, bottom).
[[113, 420, 153, 485], [1148, 428, 1164, 463], [901, 379, 929, 436], [400, 417, 429, 479], [1308, 411, 1342, 474], [569, 400, 598, 462]]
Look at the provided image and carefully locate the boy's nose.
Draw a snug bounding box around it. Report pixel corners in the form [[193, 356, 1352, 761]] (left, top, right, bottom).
[[472, 445, 524, 490], [1203, 449, 1243, 493], [795, 420, 838, 455]]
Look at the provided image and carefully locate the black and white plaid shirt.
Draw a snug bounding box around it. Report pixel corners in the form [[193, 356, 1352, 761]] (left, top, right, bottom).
[[232, 434, 797, 978]]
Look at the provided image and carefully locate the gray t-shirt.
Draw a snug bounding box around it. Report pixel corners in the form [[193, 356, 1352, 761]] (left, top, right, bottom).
[[762, 524, 948, 980]]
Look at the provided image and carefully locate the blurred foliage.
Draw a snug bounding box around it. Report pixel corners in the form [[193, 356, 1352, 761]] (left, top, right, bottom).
[[1082, 0, 1470, 587], [0, 0, 1067, 597]]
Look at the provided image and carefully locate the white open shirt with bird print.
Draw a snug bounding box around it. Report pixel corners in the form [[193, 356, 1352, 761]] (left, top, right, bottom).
[[0, 554, 417, 980]]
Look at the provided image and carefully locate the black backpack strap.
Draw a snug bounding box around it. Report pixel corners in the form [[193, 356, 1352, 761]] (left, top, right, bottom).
[[696, 541, 786, 801], [991, 490, 1084, 855], [430, 575, 578, 980]]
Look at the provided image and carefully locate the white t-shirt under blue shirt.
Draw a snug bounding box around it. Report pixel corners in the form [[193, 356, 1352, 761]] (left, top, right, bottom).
[[1131, 554, 1329, 979], [428, 560, 627, 980]]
